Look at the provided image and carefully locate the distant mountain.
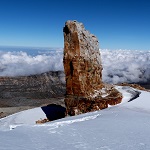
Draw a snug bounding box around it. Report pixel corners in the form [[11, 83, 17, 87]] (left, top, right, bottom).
[[0, 71, 66, 107]]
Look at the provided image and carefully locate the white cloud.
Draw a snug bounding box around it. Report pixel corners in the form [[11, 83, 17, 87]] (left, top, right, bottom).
[[0, 50, 63, 76], [0, 49, 149, 84], [101, 49, 150, 84]]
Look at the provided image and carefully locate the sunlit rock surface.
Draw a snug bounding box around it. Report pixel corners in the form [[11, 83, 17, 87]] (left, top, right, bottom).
[[63, 20, 122, 115], [63, 20, 103, 96]]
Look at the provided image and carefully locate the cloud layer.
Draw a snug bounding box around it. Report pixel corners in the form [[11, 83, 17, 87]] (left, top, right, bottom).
[[0, 50, 63, 76], [0, 48, 149, 84], [101, 50, 150, 84]]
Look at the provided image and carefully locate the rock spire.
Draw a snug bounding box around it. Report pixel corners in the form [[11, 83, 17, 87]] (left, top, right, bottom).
[[63, 20, 122, 115], [63, 20, 103, 97]]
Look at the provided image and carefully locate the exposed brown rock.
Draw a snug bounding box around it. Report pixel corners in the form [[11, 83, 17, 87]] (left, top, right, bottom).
[[0, 112, 5, 118], [63, 20, 103, 98], [36, 118, 50, 124], [118, 83, 150, 92], [63, 20, 122, 115], [65, 86, 122, 115]]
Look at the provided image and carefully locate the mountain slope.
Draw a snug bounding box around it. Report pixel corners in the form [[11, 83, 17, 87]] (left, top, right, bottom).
[[0, 86, 150, 150]]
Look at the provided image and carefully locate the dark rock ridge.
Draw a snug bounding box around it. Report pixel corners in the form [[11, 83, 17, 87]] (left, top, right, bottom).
[[118, 82, 150, 92], [0, 71, 66, 100], [63, 20, 122, 115]]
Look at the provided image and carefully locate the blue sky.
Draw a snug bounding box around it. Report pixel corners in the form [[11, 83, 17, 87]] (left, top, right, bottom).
[[0, 0, 150, 50]]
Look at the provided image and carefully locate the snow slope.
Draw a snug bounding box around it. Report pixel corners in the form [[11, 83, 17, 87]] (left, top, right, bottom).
[[0, 86, 150, 150]]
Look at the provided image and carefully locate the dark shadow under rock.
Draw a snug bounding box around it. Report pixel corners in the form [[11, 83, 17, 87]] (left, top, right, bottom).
[[41, 104, 66, 121]]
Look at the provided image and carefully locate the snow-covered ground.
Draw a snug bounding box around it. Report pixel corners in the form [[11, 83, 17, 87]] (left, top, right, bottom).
[[0, 86, 150, 150]]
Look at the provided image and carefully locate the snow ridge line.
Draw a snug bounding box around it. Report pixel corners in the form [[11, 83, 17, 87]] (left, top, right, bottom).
[[34, 114, 100, 129], [7, 113, 99, 130]]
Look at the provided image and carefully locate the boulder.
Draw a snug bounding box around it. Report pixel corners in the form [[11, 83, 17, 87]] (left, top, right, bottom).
[[63, 20, 122, 115]]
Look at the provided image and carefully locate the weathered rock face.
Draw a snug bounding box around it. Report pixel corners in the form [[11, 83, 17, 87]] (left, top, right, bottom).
[[63, 20, 103, 97], [63, 20, 122, 115]]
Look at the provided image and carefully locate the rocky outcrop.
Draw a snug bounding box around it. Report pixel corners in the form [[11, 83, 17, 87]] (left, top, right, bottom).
[[63, 20, 103, 96], [118, 83, 150, 92], [63, 20, 122, 115]]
